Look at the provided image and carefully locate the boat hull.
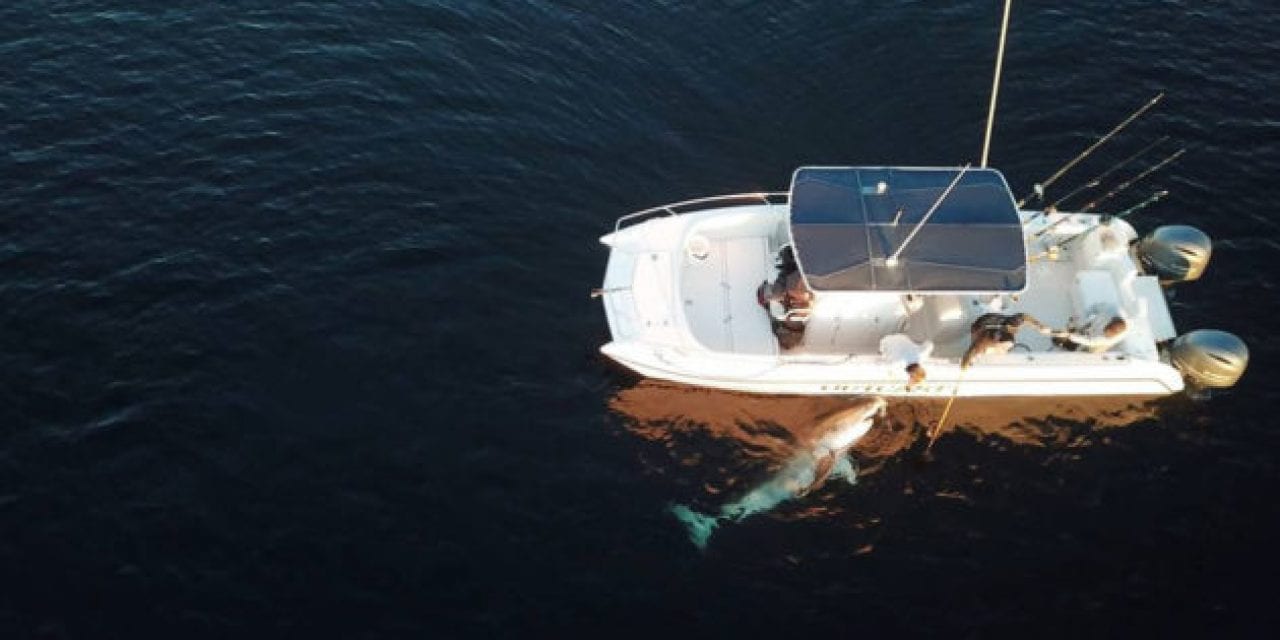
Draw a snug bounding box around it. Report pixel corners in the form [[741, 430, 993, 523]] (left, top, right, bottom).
[[598, 184, 1190, 399], [601, 341, 1183, 397]]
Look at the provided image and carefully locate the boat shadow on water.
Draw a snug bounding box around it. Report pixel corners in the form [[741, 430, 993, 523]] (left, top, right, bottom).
[[608, 379, 1190, 548]]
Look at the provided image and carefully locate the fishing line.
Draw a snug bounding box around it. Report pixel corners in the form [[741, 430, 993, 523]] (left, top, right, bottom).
[[925, 366, 967, 452]]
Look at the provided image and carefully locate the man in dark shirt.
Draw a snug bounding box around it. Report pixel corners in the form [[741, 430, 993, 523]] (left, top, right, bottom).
[[961, 312, 1054, 368], [757, 246, 813, 349]]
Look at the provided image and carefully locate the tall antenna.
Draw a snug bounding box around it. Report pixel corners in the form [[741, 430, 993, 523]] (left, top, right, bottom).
[[980, 0, 1014, 167]]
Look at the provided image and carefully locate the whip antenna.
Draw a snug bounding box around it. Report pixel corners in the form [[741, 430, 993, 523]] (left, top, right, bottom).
[[980, 0, 1014, 168], [1018, 92, 1165, 206]]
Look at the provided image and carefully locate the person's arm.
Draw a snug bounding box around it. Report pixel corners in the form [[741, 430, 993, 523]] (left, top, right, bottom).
[[1020, 314, 1054, 336], [961, 339, 982, 369], [1062, 327, 1126, 351], [1062, 331, 1106, 348]]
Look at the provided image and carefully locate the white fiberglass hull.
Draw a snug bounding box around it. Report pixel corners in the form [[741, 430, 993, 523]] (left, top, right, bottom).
[[598, 194, 1188, 398], [601, 341, 1183, 397]]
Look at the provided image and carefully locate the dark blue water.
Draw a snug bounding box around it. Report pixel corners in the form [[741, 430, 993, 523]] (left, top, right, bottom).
[[2, 1, 1278, 636]]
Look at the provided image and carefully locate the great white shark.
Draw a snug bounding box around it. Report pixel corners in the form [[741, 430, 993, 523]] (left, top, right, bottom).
[[670, 396, 887, 549]]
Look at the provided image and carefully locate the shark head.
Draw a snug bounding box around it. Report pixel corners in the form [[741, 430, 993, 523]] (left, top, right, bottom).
[[815, 397, 886, 453]]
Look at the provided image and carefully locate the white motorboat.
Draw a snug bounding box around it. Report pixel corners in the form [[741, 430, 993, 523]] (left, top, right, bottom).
[[595, 165, 1247, 398], [596, 4, 1247, 400]]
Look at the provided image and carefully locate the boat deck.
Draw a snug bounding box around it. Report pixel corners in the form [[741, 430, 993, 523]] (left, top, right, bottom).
[[676, 210, 1155, 363], [680, 234, 779, 356], [603, 200, 1185, 397], [772, 255, 1080, 359]]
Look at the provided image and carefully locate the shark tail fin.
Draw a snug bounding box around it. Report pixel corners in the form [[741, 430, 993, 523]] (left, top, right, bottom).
[[669, 503, 719, 550]]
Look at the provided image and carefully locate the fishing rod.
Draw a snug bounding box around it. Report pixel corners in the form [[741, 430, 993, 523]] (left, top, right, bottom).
[[1036, 149, 1180, 240], [1018, 92, 1165, 207], [1082, 147, 1185, 212], [1031, 215, 1070, 240], [589, 286, 629, 298], [1104, 189, 1170, 222], [1033, 174, 1175, 242], [1057, 190, 1171, 249], [1051, 135, 1169, 210]]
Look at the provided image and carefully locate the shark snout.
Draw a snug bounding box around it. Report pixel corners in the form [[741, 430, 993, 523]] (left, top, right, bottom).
[[817, 397, 888, 450], [870, 396, 888, 420]]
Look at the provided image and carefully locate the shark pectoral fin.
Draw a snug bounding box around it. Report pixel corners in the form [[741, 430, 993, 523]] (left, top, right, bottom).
[[833, 455, 858, 485]]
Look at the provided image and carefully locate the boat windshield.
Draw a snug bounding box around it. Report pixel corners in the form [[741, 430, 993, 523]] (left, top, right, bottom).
[[788, 167, 1027, 293]]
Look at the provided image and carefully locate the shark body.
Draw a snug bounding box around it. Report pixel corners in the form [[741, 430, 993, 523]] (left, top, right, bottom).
[[671, 397, 886, 549]]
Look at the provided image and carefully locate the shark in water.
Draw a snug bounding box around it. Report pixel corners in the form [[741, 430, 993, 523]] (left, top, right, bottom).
[[670, 396, 887, 550]]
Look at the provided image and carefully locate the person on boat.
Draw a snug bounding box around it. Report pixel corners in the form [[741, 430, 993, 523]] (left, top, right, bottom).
[[880, 334, 932, 389], [759, 270, 813, 316], [757, 246, 813, 349], [1053, 313, 1128, 353], [905, 363, 926, 388], [960, 312, 1053, 369], [757, 247, 809, 307]]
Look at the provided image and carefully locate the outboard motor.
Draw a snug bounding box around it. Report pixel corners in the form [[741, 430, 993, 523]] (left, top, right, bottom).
[[1136, 225, 1212, 283], [1169, 329, 1249, 390]]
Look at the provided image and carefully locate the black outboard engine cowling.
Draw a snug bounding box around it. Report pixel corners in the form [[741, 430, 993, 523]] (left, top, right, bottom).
[[1136, 225, 1212, 283]]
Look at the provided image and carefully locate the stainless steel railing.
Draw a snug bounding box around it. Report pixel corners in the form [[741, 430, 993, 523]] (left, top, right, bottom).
[[613, 192, 789, 234]]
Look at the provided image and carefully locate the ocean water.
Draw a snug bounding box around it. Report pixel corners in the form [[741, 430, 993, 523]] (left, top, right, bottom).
[[2, 1, 1278, 636]]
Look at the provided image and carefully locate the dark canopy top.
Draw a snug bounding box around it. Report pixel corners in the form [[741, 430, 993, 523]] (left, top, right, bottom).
[[788, 167, 1027, 293]]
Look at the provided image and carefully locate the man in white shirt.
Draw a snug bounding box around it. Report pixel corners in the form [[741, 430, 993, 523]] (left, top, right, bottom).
[[880, 334, 933, 389], [1055, 313, 1128, 353], [961, 312, 1054, 368]]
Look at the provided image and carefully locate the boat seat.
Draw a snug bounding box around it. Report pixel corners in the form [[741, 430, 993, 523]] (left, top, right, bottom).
[[681, 237, 778, 355], [1071, 270, 1121, 320]]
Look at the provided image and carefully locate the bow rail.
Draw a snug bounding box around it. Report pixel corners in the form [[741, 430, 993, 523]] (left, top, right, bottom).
[[614, 192, 789, 234]]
